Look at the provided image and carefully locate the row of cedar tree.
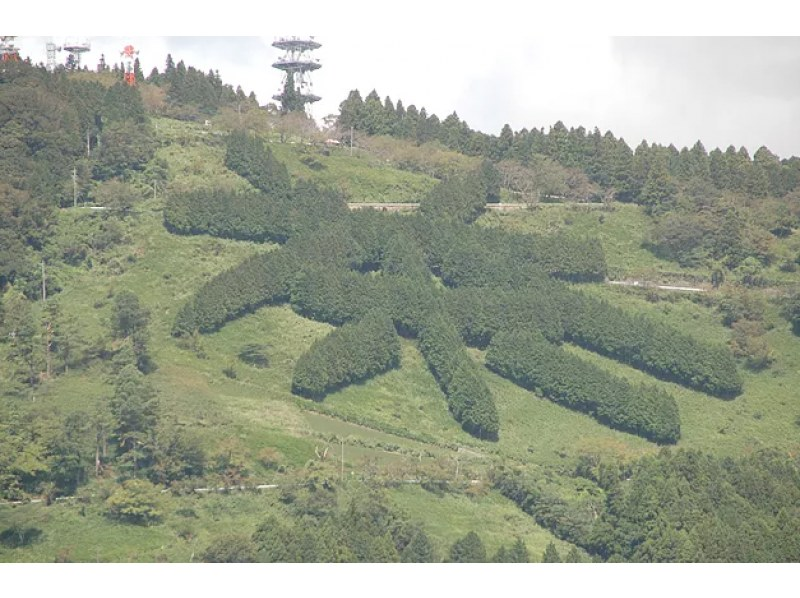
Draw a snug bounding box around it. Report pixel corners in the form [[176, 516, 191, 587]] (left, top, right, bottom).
[[165, 132, 744, 444]]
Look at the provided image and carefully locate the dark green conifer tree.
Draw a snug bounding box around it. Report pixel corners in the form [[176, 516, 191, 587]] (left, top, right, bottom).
[[401, 529, 435, 563], [542, 541, 562, 563], [449, 531, 487, 563]]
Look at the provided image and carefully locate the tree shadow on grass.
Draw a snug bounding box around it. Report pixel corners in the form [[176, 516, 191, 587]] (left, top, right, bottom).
[[0, 526, 44, 548]]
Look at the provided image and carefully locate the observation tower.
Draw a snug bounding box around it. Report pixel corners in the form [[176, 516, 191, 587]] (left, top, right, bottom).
[[63, 38, 91, 69], [271, 36, 321, 112], [0, 36, 20, 62]]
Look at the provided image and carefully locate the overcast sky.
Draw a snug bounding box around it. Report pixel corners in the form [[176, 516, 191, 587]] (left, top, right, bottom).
[[12, 2, 800, 159]]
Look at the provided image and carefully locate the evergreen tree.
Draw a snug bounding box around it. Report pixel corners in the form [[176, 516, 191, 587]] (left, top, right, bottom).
[[2, 289, 41, 390], [688, 140, 711, 180], [110, 364, 159, 465], [640, 154, 677, 215], [133, 58, 144, 84], [165, 54, 176, 79], [491, 123, 514, 161], [361, 90, 392, 135], [507, 537, 529, 563], [492, 546, 508, 562], [478, 159, 502, 203], [253, 515, 300, 562], [565, 546, 583, 563], [449, 531, 487, 563], [542, 541, 562, 563], [400, 529, 435, 563], [338, 89, 365, 132], [753, 146, 784, 196], [416, 108, 439, 145], [278, 71, 305, 114], [111, 291, 149, 339]]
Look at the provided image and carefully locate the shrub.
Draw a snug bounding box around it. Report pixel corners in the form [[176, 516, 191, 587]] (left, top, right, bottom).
[[730, 321, 774, 371], [201, 534, 257, 563], [238, 343, 269, 368], [717, 287, 766, 327], [105, 479, 163, 525]]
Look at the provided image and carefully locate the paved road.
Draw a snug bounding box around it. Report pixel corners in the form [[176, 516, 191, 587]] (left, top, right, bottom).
[[608, 280, 706, 293], [347, 202, 607, 212], [347, 202, 532, 212]]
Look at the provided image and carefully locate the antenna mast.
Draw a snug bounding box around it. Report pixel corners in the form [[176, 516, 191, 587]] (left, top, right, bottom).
[[46, 40, 63, 72], [63, 38, 91, 70]]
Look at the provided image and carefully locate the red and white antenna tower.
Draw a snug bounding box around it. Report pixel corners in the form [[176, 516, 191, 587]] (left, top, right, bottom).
[[120, 44, 139, 86], [0, 36, 20, 62]]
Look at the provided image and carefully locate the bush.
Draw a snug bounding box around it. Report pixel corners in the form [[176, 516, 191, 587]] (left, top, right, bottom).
[[717, 287, 766, 327], [782, 291, 800, 336], [105, 479, 163, 525], [201, 534, 258, 563], [238, 343, 269, 368], [730, 321, 775, 371]]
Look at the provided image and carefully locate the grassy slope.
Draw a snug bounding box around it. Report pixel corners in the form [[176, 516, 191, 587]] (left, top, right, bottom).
[[5, 202, 571, 561], [154, 117, 438, 203], [4, 118, 800, 562], [478, 203, 707, 280], [268, 142, 438, 203], [479, 204, 800, 457], [388, 485, 575, 561]]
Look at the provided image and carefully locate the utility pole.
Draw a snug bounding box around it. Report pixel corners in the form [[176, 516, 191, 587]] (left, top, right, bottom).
[[350, 126, 354, 157], [72, 168, 78, 208], [86, 130, 91, 157], [153, 180, 157, 201], [41, 260, 47, 303], [340, 438, 344, 484], [42, 260, 52, 378]]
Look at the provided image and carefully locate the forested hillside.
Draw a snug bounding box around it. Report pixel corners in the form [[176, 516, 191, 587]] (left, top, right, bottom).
[[1, 57, 800, 564], [339, 89, 800, 278]]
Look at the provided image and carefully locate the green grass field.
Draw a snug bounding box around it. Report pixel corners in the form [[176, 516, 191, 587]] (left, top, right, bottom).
[[153, 117, 438, 203], [478, 203, 710, 281]]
